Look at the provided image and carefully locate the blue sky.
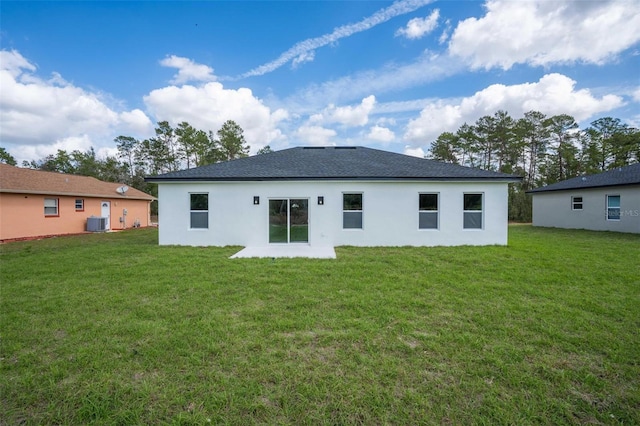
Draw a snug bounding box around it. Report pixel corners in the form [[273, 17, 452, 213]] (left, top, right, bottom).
[[1, 0, 639, 164]]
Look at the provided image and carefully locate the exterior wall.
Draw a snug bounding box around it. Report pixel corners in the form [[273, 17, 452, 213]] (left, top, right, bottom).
[[0, 193, 152, 241], [157, 180, 510, 247], [532, 184, 640, 234]]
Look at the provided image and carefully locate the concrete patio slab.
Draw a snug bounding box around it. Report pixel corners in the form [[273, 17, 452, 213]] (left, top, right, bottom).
[[230, 245, 336, 259]]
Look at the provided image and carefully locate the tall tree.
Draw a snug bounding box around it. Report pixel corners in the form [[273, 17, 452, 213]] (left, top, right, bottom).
[[257, 145, 273, 155], [175, 122, 215, 168], [428, 132, 459, 163], [0, 147, 17, 165], [543, 114, 580, 184], [583, 117, 637, 172], [516, 111, 548, 190], [114, 135, 139, 178], [214, 120, 249, 161]]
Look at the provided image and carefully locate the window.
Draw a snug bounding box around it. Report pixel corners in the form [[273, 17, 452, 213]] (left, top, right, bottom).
[[44, 198, 59, 216], [607, 195, 620, 221], [419, 193, 438, 229], [572, 196, 583, 210], [463, 193, 483, 229], [75, 199, 84, 211], [190, 193, 209, 229], [343, 193, 363, 229]]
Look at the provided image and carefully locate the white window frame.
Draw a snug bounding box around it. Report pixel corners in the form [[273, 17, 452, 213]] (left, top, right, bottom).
[[343, 193, 363, 230], [189, 193, 209, 229], [463, 193, 483, 230], [75, 199, 84, 211], [571, 196, 583, 211], [44, 198, 59, 217], [419, 193, 439, 230], [606, 195, 620, 221]]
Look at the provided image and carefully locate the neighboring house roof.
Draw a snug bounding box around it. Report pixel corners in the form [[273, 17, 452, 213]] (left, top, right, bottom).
[[0, 164, 155, 200], [528, 163, 640, 193], [146, 146, 521, 182]]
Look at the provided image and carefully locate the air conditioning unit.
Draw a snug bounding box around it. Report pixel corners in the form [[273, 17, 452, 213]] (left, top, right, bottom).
[[86, 216, 107, 232]]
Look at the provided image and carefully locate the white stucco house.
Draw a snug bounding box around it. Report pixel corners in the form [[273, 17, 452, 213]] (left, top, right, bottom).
[[146, 147, 520, 255], [528, 163, 640, 234]]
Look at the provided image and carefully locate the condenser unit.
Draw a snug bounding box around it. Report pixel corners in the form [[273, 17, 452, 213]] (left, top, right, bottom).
[[86, 216, 107, 232]]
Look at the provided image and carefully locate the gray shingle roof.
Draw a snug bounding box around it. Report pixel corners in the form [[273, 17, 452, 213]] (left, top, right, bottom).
[[146, 146, 520, 182], [528, 163, 640, 193]]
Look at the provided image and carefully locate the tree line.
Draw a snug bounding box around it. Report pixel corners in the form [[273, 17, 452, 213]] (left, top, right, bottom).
[[0, 120, 270, 207], [2, 112, 637, 222], [427, 111, 639, 221]]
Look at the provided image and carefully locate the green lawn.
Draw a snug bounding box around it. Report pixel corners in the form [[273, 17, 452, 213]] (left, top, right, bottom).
[[1, 226, 638, 425]]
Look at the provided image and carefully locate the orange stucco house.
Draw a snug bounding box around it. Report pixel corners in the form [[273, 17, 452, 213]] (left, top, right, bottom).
[[0, 164, 155, 242]]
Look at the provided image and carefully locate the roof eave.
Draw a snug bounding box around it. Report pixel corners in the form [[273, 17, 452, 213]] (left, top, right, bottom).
[[146, 176, 521, 183], [527, 181, 640, 194], [0, 188, 155, 200]]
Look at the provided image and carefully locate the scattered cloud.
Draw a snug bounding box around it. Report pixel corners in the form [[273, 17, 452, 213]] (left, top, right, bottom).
[[143, 81, 288, 150], [396, 9, 439, 39], [403, 146, 425, 158], [438, 19, 451, 45], [0, 49, 151, 163], [632, 87, 640, 103], [292, 51, 315, 69], [448, 0, 640, 69], [119, 109, 154, 135], [295, 125, 337, 146], [367, 125, 396, 142], [238, 0, 435, 78], [160, 55, 217, 84], [319, 95, 376, 127], [404, 73, 624, 142], [286, 51, 461, 113]]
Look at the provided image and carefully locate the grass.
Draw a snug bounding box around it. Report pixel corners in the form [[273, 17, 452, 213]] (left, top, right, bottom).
[[1, 226, 639, 425]]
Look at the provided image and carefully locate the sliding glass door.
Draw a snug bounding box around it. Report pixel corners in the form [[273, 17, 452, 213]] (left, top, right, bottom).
[[269, 199, 308, 243]]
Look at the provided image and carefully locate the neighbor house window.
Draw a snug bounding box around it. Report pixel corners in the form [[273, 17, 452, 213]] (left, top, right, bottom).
[[190, 193, 209, 229], [571, 196, 583, 210], [463, 193, 483, 229], [419, 193, 438, 229], [343, 193, 363, 229], [44, 198, 59, 217], [607, 195, 620, 221], [75, 199, 84, 211]]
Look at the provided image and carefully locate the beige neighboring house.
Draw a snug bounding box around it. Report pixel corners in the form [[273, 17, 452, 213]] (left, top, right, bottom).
[[0, 164, 155, 242]]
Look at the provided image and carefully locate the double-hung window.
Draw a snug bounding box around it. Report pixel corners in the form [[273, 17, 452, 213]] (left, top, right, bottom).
[[44, 198, 59, 216], [463, 193, 483, 229], [343, 193, 363, 229], [75, 199, 84, 211], [571, 196, 583, 210], [190, 193, 209, 229], [419, 193, 438, 229], [607, 195, 620, 221]]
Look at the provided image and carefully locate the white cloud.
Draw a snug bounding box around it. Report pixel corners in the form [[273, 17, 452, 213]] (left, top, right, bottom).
[[0, 49, 36, 78], [238, 0, 435, 78], [367, 125, 395, 142], [632, 87, 640, 103], [295, 125, 337, 146], [143, 81, 288, 150], [118, 109, 154, 135], [404, 73, 624, 142], [448, 0, 640, 69], [160, 55, 217, 84], [403, 146, 425, 158], [438, 19, 451, 44], [396, 9, 439, 39], [321, 95, 376, 127], [286, 52, 461, 113], [0, 49, 152, 164], [292, 51, 315, 68]]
